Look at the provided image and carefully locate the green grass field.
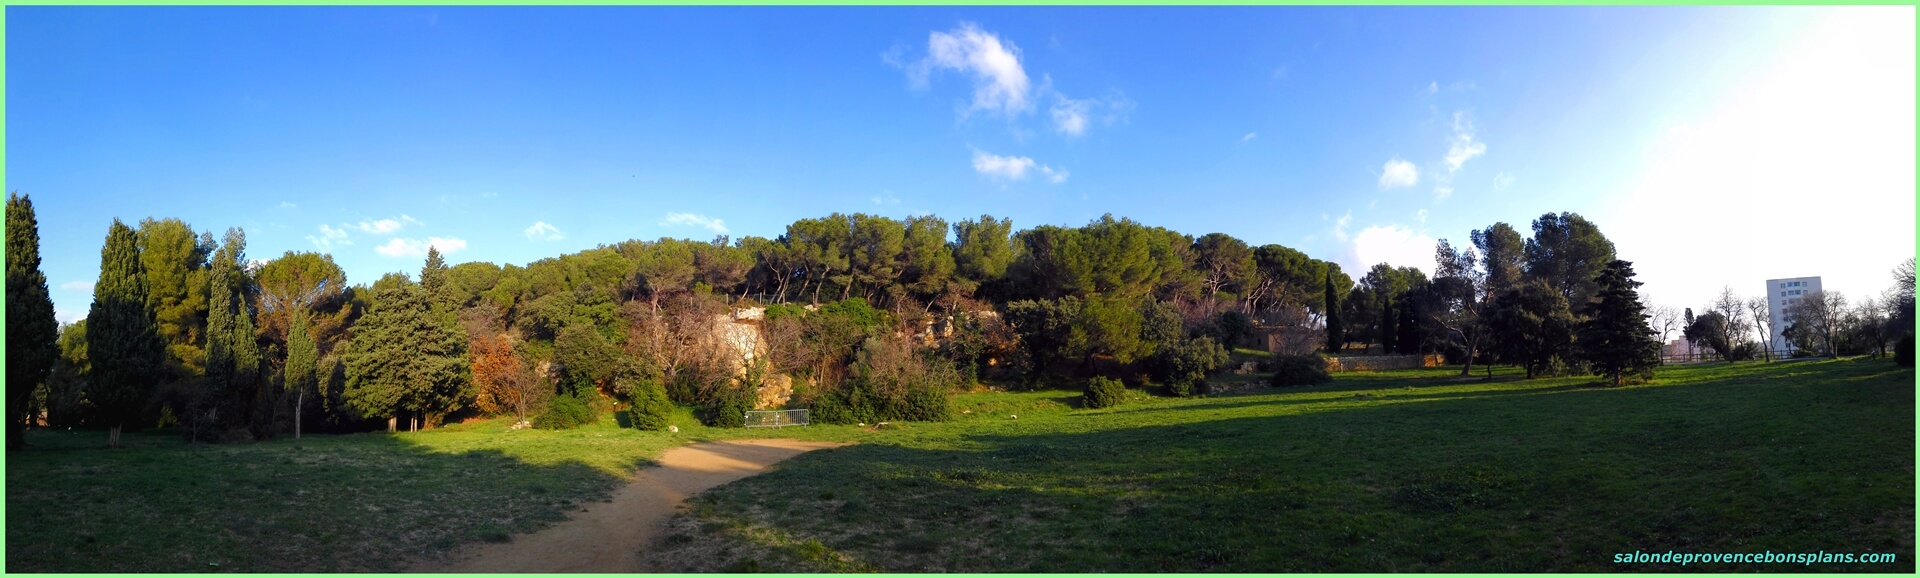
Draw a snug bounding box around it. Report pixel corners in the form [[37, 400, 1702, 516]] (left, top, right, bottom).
[[6, 358, 1913, 572]]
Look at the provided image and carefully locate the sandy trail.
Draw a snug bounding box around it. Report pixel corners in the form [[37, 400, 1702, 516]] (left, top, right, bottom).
[[411, 438, 844, 573]]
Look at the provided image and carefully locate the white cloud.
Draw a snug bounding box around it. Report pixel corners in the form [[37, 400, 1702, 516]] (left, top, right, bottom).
[[1332, 211, 1354, 241], [278, 201, 297, 209], [1444, 111, 1486, 172], [1427, 81, 1439, 94], [1045, 84, 1133, 138], [1379, 158, 1420, 189], [354, 215, 421, 235], [60, 280, 93, 292], [1242, 132, 1258, 142], [972, 150, 1067, 183], [1416, 209, 1429, 223], [307, 224, 351, 250], [524, 221, 565, 241], [1493, 171, 1516, 190], [55, 308, 85, 324], [1350, 224, 1437, 276], [482, 192, 499, 198], [872, 190, 901, 206], [901, 22, 1032, 116], [375, 237, 466, 258], [1433, 185, 1454, 202], [662, 212, 729, 234]]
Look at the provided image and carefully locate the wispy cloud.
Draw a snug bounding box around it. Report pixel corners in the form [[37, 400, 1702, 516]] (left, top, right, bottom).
[[307, 224, 351, 250], [662, 212, 729, 234], [972, 150, 1068, 183], [871, 190, 901, 206], [1241, 132, 1258, 142], [375, 236, 467, 258], [278, 201, 297, 209], [1332, 211, 1354, 242], [894, 22, 1032, 117], [1416, 209, 1429, 223], [1427, 81, 1439, 94], [59, 280, 93, 292], [1493, 171, 1516, 190], [1445, 111, 1486, 172], [1046, 86, 1134, 137], [1379, 158, 1419, 189], [524, 221, 565, 241], [353, 215, 421, 235], [1433, 185, 1454, 202]]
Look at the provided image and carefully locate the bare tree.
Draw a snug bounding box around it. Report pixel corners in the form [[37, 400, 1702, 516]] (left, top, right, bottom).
[[1851, 296, 1889, 358], [1710, 286, 1752, 361], [1647, 303, 1680, 351], [1785, 290, 1847, 358], [1745, 296, 1774, 362]]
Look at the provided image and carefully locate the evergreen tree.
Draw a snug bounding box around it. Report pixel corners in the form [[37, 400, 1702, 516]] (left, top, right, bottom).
[[1577, 260, 1661, 386], [345, 275, 469, 431], [201, 228, 262, 439], [1324, 270, 1343, 353], [87, 220, 166, 448], [7, 193, 60, 450], [420, 246, 457, 315], [283, 310, 317, 439]]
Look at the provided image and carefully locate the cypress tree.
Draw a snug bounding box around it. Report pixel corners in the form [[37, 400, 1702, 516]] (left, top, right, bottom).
[[201, 228, 263, 439], [283, 311, 317, 440], [1324, 270, 1343, 353], [7, 193, 60, 450], [346, 275, 468, 431], [87, 219, 166, 448], [1577, 259, 1662, 386], [421, 246, 457, 315]]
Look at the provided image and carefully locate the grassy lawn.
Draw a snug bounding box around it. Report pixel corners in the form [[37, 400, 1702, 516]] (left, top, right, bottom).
[[6, 358, 1912, 572], [649, 359, 1915, 572]]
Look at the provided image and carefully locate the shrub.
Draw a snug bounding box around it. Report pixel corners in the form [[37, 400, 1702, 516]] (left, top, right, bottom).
[[1897, 334, 1915, 368], [898, 384, 953, 421], [1082, 377, 1126, 409], [1153, 336, 1230, 397], [809, 390, 854, 425], [702, 385, 754, 428], [533, 389, 601, 430], [1269, 354, 1333, 387], [624, 378, 674, 431]]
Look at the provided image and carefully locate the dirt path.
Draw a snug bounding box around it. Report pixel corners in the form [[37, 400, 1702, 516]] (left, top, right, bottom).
[[411, 438, 845, 573]]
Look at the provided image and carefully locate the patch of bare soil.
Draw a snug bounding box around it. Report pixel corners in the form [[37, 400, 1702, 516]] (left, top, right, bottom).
[[406, 439, 845, 573]]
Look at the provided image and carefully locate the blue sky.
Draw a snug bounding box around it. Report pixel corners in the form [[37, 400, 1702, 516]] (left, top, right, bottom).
[[9, 6, 1914, 324]]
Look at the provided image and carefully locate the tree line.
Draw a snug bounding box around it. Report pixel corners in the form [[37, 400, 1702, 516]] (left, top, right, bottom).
[[7, 193, 1907, 446]]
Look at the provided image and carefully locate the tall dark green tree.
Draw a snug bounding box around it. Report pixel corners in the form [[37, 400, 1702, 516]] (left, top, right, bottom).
[[87, 219, 167, 448], [1523, 212, 1616, 310], [1324, 270, 1344, 353], [420, 246, 457, 315], [283, 311, 318, 439], [7, 193, 60, 450], [345, 274, 469, 431], [203, 228, 262, 439], [1486, 281, 1576, 378], [1577, 260, 1661, 386]]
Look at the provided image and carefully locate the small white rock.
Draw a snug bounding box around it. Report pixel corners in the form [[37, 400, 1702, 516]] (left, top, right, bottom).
[[668, 425, 680, 433]]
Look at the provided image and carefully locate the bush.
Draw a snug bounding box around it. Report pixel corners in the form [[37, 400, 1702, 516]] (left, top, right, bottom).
[[1153, 336, 1229, 397], [624, 378, 674, 431], [702, 386, 754, 428], [533, 389, 601, 430], [1082, 377, 1126, 409], [1897, 334, 1915, 368], [897, 384, 953, 421], [1269, 354, 1333, 387], [809, 390, 854, 425]]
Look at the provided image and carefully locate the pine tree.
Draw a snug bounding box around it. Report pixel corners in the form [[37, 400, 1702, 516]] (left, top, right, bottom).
[[283, 311, 317, 440], [7, 193, 60, 450], [1577, 259, 1661, 386], [1324, 270, 1343, 353], [87, 219, 166, 448], [421, 246, 457, 315]]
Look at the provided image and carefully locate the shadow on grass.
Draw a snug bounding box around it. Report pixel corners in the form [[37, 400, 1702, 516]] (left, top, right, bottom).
[[5, 426, 653, 573], [683, 360, 1915, 572]]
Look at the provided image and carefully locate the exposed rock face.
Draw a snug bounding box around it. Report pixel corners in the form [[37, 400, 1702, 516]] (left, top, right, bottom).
[[755, 373, 795, 410]]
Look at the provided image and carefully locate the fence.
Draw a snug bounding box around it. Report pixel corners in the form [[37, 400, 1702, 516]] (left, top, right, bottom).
[[1660, 348, 1806, 364], [744, 409, 810, 428]]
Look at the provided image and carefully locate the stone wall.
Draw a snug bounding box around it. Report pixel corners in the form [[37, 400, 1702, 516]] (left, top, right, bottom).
[[1321, 354, 1444, 372]]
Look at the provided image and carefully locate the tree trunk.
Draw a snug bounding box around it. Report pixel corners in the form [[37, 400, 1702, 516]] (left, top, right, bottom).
[[294, 390, 304, 440], [1458, 332, 1480, 377], [388, 416, 397, 432], [109, 424, 122, 448]]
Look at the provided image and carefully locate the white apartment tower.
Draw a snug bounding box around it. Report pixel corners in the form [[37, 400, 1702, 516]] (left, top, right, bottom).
[[1764, 276, 1823, 353]]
